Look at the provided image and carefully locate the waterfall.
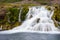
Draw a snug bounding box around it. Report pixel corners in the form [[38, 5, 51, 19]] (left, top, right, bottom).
[[13, 6, 59, 32], [18, 7, 23, 22]]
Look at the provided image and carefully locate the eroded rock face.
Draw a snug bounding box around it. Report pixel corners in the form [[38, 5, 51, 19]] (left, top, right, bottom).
[[0, 8, 7, 19]]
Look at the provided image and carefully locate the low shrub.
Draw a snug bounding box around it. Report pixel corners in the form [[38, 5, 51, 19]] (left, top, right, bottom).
[[21, 6, 29, 21], [7, 7, 20, 23]]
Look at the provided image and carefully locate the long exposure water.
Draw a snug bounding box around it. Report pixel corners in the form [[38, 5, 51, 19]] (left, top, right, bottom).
[[13, 6, 59, 32]]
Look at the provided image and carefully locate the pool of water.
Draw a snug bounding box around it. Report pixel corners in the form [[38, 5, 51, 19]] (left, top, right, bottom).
[[0, 32, 60, 40]]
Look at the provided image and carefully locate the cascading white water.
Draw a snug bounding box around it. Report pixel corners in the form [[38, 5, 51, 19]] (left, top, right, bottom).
[[19, 7, 23, 22], [13, 6, 59, 32]]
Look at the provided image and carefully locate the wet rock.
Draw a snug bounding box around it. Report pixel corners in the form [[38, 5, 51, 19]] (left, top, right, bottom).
[[30, 15, 32, 18], [0, 8, 7, 19], [36, 18, 40, 23]]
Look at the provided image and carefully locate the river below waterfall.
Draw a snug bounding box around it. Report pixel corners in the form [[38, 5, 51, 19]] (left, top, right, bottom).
[[0, 32, 60, 40]]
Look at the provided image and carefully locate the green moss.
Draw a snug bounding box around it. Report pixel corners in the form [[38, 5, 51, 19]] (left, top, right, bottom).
[[0, 7, 21, 30], [21, 6, 29, 21], [54, 20, 59, 27], [46, 6, 51, 10], [52, 5, 60, 27], [7, 7, 20, 23], [54, 5, 60, 22], [12, 22, 21, 28]]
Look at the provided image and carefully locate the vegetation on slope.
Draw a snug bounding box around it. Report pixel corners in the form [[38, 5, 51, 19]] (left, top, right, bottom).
[[52, 4, 60, 27], [0, 3, 38, 30], [21, 6, 29, 21]]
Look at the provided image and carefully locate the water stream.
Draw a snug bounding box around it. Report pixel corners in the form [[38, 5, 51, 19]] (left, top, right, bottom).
[[13, 6, 59, 32]]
